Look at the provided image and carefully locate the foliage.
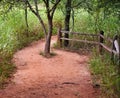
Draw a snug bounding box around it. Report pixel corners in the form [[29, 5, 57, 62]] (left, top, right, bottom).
[[69, 9, 119, 35], [0, 10, 44, 58], [83, 0, 120, 33], [0, 58, 15, 88], [90, 52, 120, 98]]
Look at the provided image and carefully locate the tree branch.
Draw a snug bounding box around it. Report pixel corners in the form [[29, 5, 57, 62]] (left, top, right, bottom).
[[27, 0, 47, 37], [42, 0, 47, 5], [72, 0, 86, 8], [43, 0, 49, 13], [34, 0, 39, 14], [50, 0, 61, 18], [26, 0, 37, 16]]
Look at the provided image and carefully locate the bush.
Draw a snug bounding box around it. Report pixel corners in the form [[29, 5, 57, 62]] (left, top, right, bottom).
[[90, 53, 120, 98], [0, 58, 15, 88]]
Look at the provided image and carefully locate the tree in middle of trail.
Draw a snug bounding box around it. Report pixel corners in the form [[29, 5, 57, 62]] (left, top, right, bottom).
[[26, 0, 61, 56]]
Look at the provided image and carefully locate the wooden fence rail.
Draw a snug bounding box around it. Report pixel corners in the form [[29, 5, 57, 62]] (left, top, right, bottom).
[[61, 30, 99, 36], [57, 28, 120, 64]]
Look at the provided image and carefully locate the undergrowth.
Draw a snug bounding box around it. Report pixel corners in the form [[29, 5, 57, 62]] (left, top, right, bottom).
[[0, 58, 16, 88], [0, 10, 44, 58], [90, 51, 120, 98], [72, 9, 119, 35]]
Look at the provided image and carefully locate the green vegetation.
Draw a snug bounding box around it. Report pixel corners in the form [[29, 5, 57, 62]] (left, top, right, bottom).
[[73, 9, 119, 35], [90, 52, 120, 98], [0, 58, 15, 88], [0, 10, 43, 58]]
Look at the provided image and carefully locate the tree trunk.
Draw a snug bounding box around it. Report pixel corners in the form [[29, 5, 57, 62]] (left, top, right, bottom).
[[25, 7, 28, 29], [64, 0, 72, 47], [44, 17, 53, 56], [27, 0, 61, 56], [24, 1, 29, 37]]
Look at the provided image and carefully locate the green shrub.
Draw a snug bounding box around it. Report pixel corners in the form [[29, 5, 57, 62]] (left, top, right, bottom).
[[90, 53, 120, 98], [0, 9, 45, 58], [0, 58, 15, 88]]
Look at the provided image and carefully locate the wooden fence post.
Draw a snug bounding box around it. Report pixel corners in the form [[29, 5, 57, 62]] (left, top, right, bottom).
[[57, 27, 62, 47], [99, 30, 104, 54], [118, 35, 120, 72], [111, 35, 120, 66], [118, 35, 120, 70]]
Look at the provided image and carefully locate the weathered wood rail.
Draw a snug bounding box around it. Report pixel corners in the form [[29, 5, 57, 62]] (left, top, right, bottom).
[[57, 28, 120, 64]]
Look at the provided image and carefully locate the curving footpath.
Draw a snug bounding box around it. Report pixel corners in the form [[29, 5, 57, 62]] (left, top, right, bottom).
[[0, 36, 99, 98]]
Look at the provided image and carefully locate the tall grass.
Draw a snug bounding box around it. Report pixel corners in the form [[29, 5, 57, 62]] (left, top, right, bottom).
[[0, 9, 45, 58], [0, 59, 16, 88], [72, 9, 119, 35], [90, 52, 120, 98], [0, 9, 44, 88]]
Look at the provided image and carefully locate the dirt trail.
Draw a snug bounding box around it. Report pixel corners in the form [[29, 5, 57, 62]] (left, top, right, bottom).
[[0, 36, 99, 98]]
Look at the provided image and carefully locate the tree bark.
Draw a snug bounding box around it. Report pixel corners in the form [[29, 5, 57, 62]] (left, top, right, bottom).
[[64, 0, 72, 47], [44, 17, 53, 56], [27, 0, 61, 56], [24, 0, 29, 36], [43, 0, 61, 56]]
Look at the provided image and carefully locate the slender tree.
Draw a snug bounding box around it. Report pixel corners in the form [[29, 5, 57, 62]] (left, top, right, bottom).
[[64, 0, 72, 47], [1, 0, 61, 56], [24, 0, 29, 36], [63, 0, 86, 47], [26, 0, 61, 56]]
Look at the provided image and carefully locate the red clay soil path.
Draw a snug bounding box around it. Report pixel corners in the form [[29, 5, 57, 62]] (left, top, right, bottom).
[[0, 36, 99, 98]]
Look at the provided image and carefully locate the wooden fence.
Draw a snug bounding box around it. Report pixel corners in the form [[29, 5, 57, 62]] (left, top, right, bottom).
[[57, 28, 120, 64]]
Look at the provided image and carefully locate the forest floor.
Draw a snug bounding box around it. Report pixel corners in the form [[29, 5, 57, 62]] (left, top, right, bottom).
[[0, 36, 100, 98]]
